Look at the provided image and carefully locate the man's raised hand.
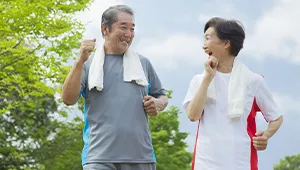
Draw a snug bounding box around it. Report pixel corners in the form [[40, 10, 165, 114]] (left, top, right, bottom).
[[79, 39, 96, 63]]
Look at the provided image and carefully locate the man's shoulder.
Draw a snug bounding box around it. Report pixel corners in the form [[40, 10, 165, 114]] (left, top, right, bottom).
[[136, 53, 151, 65]]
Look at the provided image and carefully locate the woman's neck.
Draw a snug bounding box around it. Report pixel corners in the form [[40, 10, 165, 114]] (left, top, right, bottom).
[[217, 55, 235, 73]]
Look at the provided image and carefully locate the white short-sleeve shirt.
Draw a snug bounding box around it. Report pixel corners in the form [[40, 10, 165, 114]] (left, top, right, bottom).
[[183, 71, 282, 170]]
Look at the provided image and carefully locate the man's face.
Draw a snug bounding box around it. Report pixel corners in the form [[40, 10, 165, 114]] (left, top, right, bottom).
[[202, 27, 227, 58], [104, 12, 135, 54]]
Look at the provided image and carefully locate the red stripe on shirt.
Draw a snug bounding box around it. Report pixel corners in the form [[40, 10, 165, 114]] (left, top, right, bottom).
[[192, 120, 201, 170], [247, 98, 261, 170]]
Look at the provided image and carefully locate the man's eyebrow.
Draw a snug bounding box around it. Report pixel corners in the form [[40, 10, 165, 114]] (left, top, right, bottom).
[[119, 22, 135, 27]]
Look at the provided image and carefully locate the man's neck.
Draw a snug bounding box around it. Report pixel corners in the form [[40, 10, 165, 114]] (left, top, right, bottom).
[[217, 55, 235, 73], [104, 42, 123, 55]]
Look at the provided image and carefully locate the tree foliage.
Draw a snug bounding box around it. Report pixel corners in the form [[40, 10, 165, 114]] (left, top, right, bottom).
[[274, 153, 300, 170], [37, 118, 84, 170], [0, 0, 93, 169], [150, 90, 192, 170]]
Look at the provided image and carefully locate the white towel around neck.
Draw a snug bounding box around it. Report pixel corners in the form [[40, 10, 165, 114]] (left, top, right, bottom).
[[88, 44, 148, 91], [206, 59, 251, 119]]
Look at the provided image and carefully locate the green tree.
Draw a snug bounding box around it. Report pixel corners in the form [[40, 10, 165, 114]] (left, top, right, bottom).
[[0, 0, 93, 169], [274, 153, 300, 170], [150, 90, 192, 170], [37, 118, 84, 170]]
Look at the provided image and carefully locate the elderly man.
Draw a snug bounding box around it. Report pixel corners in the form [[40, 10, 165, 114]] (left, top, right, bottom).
[[62, 5, 168, 170], [183, 17, 283, 170]]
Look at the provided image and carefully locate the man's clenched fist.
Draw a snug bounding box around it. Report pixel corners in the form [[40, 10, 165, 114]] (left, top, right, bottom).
[[79, 39, 96, 63], [143, 96, 159, 116]]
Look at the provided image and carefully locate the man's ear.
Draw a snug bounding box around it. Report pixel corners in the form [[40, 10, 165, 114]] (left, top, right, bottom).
[[101, 24, 109, 36]]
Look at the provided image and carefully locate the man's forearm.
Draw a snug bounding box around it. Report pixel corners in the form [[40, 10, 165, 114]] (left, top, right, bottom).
[[186, 77, 212, 121], [62, 59, 84, 105], [265, 115, 283, 139]]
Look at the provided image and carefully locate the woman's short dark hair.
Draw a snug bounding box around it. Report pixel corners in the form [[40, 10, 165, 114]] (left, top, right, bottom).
[[204, 17, 245, 57]]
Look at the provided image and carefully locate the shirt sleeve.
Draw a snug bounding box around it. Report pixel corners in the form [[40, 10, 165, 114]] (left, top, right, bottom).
[[147, 60, 166, 98], [255, 78, 282, 122], [182, 74, 203, 111]]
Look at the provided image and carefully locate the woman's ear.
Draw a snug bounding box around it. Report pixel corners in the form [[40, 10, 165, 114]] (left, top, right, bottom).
[[223, 40, 231, 50]]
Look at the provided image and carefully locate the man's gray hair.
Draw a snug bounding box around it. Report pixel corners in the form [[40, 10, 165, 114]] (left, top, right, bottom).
[[101, 5, 134, 37]]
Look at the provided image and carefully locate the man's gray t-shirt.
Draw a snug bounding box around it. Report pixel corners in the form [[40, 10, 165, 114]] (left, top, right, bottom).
[[79, 54, 166, 166]]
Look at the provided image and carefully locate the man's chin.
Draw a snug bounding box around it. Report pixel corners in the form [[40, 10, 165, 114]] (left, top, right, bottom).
[[119, 45, 130, 53]]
